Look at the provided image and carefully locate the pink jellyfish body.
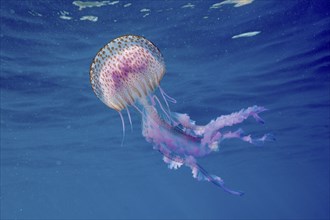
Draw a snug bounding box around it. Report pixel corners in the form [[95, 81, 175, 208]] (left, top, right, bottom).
[[90, 35, 274, 195]]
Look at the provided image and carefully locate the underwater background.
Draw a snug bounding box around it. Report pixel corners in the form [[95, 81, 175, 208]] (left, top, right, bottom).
[[1, 0, 329, 219]]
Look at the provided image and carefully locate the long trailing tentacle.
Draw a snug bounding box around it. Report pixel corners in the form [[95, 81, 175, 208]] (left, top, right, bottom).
[[132, 103, 144, 116], [200, 105, 270, 147], [152, 95, 177, 125], [184, 156, 244, 196], [118, 111, 125, 146], [196, 163, 244, 196], [213, 105, 268, 130], [126, 107, 133, 131], [159, 86, 177, 104], [158, 86, 172, 113], [158, 150, 244, 196], [221, 128, 276, 146]]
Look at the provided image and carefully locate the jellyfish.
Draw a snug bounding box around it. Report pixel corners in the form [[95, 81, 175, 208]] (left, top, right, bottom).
[[90, 35, 274, 196]]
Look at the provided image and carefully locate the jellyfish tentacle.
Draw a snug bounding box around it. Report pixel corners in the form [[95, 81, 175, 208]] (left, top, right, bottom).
[[118, 111, 125, 146], [159, 87, 171, 113], [185, 156, 244, 196], [126, 108, 133, 131], [199, 106, 267, 147], [159, 86, 177, 104], [158, 149, 244, 195], [163, 154, 184, 170], [210, 105, 267, 130], [158, 87, 177, 116], [172, 113, 197, 129], [157, 148, 184, 170], [158, 139, 243, 195], [207, 174, 245, 196], [132, 103, 144, 116], [152, 95, 177, 125], [249, 133, 276, 145], [221, 129, 275, 146]]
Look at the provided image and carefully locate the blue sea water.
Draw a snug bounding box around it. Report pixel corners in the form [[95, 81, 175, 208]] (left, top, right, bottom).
[[1, 0, 329, 219]]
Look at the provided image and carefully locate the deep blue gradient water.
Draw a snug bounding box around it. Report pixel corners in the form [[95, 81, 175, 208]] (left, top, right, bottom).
[[1, 0, 329, 219]]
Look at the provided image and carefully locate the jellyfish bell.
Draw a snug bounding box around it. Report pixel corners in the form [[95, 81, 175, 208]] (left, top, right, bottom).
[[90, 35, 165, 111], [90, 35, 274, 196]]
